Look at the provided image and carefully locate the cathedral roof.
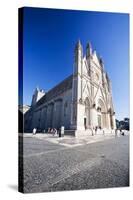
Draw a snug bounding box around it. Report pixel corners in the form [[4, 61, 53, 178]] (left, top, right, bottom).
[[35, 74, 73, 107]]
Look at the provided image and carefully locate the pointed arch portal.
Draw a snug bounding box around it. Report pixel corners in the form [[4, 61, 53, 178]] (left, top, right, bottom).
[[97, 99, 107, 128]]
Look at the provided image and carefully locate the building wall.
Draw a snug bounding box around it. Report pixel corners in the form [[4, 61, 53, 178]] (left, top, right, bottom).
[[31, 88, 45, 106], [71, 41, 116, 135], [24, 41, 116, 134], [25, 89, 72, 132]]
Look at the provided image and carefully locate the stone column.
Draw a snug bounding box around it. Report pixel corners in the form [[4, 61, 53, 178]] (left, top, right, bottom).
[[71, 40, 83, 131], [90, 107, 97, 128], [52, 100, 62, 129], [102, 112, 107, 128], [47, 104, 53, 129], [40, 106, 47, 130], [76, 102, 85, 130], [112, 114, 116, 129], [107, 113, 111, 129]]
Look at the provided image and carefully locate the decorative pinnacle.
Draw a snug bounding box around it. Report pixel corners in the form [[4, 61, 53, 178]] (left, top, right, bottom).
[[36, 86, 39, 92], [76, 39, 82, 49], [78, 39, 81, 46], [86, 41, 92, 57], [86, 41, 92, 49], [99, 56, 104, 65]]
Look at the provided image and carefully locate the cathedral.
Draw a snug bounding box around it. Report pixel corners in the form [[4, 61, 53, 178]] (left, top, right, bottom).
[[24, 40, 116, 136]]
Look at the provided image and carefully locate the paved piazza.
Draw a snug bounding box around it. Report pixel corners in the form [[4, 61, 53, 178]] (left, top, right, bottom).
[[21, 133, 129, 193]]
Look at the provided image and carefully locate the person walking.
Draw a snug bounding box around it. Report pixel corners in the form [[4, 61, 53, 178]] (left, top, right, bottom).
[[52, 128, 57, 136], [54, 128, 57, 136], [115, 129, 117, 137], [95, 126, 98, 135], [121, 130, 125, 136], [50, 128, 54, 135], [33, 128, 36, 135], [92, 127, 95, 136], [120, 129, 124, 136]]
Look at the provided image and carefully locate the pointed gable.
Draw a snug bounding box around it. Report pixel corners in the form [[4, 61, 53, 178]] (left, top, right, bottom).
[[92, 50, 101, 68]]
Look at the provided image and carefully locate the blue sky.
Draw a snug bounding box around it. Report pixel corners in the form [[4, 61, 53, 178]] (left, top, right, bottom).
[[22, 7, 129, 120]]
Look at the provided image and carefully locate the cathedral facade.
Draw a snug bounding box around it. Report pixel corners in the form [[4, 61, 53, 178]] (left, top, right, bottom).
[[24, 40, 116, 136]]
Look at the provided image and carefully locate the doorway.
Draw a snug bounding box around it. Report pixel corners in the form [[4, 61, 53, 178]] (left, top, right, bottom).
[[98, 114, 102, 128], [84, 118, 87, 130]]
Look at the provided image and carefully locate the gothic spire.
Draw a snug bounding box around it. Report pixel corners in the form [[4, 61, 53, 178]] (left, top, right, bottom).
[[86, 41, 92, 58], [75, 39, 82, 50]]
